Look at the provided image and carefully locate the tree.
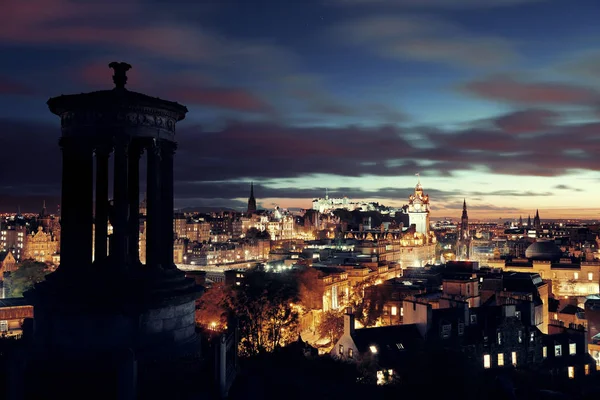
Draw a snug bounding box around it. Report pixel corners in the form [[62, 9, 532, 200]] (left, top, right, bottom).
[[246, 227, 270, 240], [317, 310, 345, 343], [4, 260, 51, 297], [195, 282, 229, 331], [226, 270, 299, 356]]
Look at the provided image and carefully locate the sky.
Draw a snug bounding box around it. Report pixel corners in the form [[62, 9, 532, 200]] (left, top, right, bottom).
[[1, 0, 600, 220]]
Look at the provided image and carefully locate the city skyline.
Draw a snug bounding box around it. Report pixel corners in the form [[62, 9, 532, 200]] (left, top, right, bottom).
[[1, 0, 600, 219]]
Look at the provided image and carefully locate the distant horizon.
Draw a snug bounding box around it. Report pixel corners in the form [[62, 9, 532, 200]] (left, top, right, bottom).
[[2, 193, 598, 222]]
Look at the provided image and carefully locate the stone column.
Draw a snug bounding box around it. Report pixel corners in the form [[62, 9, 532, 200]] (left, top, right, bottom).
[[112, 137, 130, 267], [58, 137, 94, 272], [94, 144, 111, 264], [160, 141, 177, 269], [128, 141, 143, 266], [145, 139, 162, 268]]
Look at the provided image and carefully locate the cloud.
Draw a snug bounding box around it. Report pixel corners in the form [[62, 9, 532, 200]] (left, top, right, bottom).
[[3, 98, 600, 212], [470, 190, 552, 197], [169, 87, 272, 113], [331, 15, 517, 68], [461, 75, 600, 105], [561, 51, 600, 81], [329, 0, 544, 8], [554, 184, 583, 192], [0, 77, 33, 95], [0, 0, 297, 78], [493, 109, 560, 134]]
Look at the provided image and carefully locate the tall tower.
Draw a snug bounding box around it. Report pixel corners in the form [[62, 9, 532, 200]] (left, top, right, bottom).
[[247, 182, 257, 214], [460, 199, 469, 240], [407, 177, 430, 234], [527, 215, 531, 228], [24, 62, 198, 398], [457, 199, 471, 260], [533, 209, 541, 230]]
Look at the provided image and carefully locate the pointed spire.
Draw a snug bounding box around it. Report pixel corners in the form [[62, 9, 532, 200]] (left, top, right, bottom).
[[463, 198, 466, 210], [535, 209, 539, 218], [250, 181, 254, 198]]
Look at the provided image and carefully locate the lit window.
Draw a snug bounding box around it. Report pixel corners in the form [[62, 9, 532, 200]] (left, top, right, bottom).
[[370, 345, 378, 354], [396, 343, 404, 350], [554, 313, 559, 320], [458, 323, 465, 336], [530, 332, 535, 343], [543, 346, 547, 358], [568, 366, 575, 379], [348, 348, 353, 359], [484, 354, 491, 369], [590, 273, 594, 281], [391, 306, 397, 316], [570, 343, 576, 355], [518, 331, 522, 343], [574, 272, 579, 280], [515, 311, 521, 319], [339, 344, 344, 355], [400, 307, 404, 316], [512, 352, 517, 366], [555, 345, 562, 357], [498, 353, 505, 366], [497, 332, 502, 345]]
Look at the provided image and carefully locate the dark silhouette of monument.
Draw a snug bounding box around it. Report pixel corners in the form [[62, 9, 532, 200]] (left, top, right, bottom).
[[16, 62, 202, 399]]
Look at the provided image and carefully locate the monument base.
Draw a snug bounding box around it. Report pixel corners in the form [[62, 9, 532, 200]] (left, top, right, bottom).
[[14, 263, 203, 400]]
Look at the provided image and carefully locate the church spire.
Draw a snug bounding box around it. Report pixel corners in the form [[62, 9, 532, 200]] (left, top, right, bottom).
[[460, 199, 469, 239], [533, 209, 541, 230], [247, 181, 257, 215]]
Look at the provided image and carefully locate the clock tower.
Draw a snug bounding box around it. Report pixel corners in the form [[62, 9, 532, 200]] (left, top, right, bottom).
[[407, 177, 430, 234]]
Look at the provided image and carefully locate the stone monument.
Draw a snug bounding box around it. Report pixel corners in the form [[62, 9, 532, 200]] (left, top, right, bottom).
[[21, 62, 200, 399]]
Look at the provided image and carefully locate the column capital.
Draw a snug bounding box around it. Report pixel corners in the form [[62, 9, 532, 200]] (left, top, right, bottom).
[[94, 143, 113, 157], [129, 139, 145, 158], [160, 141, 177, 156], [59, 136, 93, 152], [147, 138, 162, 159]]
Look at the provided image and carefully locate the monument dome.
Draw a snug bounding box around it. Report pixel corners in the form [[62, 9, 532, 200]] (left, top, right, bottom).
[[525, 240, 563, 261]]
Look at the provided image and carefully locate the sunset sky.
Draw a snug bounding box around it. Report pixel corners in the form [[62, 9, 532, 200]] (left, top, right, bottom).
[[1, 0, 600, 219]]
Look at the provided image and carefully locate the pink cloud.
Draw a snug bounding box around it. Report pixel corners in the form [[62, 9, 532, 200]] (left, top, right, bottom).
[[0, 77, 33, 95], [168, 87, 271, 113], [462, 76, 600, 105]]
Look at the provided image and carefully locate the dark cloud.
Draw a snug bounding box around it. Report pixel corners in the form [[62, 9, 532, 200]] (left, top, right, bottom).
[[329, 0, 544, 8], [461, 75, 600, 105], [331, 15, 516, 67], [443, 201, 520, 212], [554, 184, 583, 192], [493, 109, 559, 134], [1, 98, 599, 212], [174, 182, 455, 202]]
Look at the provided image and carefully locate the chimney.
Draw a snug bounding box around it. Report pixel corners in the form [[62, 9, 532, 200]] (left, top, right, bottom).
[[344, 307, 355, 337]]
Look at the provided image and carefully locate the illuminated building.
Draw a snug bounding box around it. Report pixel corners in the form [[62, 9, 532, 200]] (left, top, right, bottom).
[[0, 225, 26, 261], [407, 178, 430, 235], [0, 251, 17, 279], [22, 226, 59, 263]]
